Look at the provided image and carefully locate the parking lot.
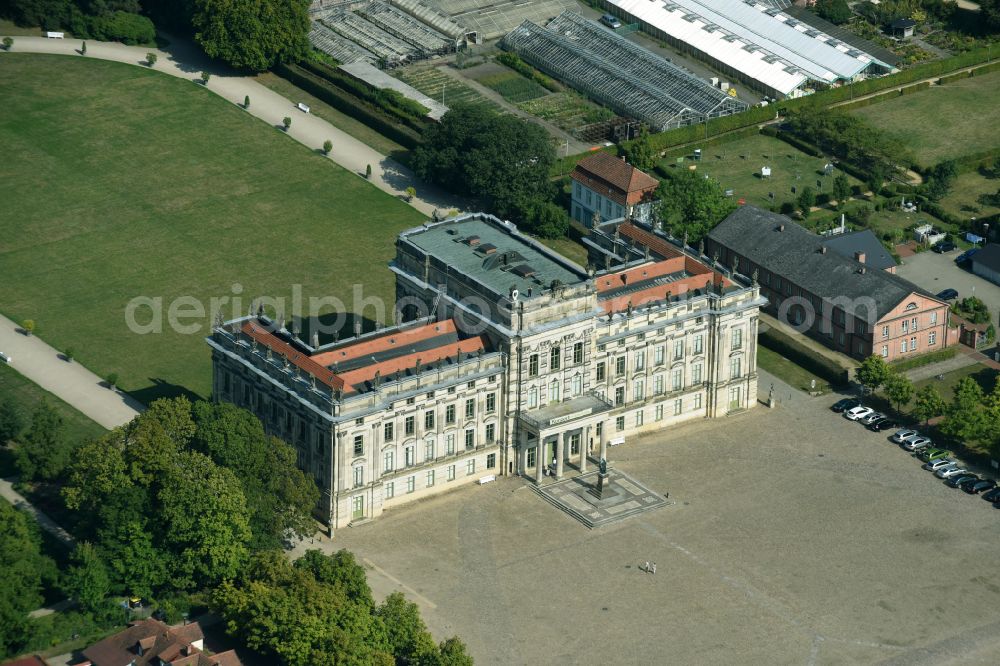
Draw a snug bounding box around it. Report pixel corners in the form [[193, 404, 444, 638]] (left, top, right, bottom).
[[896, 249, 1000, 317], [320, 370, 1000, 665]]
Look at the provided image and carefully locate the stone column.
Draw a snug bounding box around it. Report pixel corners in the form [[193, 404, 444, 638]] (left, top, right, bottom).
[[555, 433, 564, 479], [535, 439, 544, 484], [580, 426, 589, 473]]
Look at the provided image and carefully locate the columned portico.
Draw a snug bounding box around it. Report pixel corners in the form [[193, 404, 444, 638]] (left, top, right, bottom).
[[518, 394, 613, 483]]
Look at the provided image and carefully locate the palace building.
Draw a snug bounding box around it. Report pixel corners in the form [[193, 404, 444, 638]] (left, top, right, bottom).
[[208, 213, 765, 533]]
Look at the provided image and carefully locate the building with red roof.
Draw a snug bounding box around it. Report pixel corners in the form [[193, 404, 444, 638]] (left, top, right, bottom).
[[78, 619, 241, 666], [570, 152, 659, 227], [209, 213, 763, 534]]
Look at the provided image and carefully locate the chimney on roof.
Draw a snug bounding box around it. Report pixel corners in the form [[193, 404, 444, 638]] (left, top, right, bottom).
[[778, 224, 785, 232], [859, 266, 867, 275], [820, 246, 827, 254], [854, 251, 866, 264]]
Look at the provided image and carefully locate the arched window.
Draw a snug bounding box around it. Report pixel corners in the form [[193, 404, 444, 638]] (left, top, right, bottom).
[[528, 386, 538, 409], [550, 380, 560, 403]]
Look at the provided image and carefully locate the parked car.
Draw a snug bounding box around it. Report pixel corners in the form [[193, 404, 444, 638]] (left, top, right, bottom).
[[917, 448, 950, 462], [966, 479, 997, 494], [935, 288, 959, 300], [903, 436, 933, 451], [947, 474, 980, 488], [845, 405, 874, 421], [933, 241, 956, 253], [923, 458, 955, 471], [892, 429, 920, 443], [982, 487, 1000, 502], [955, 248, 979, 265], [869, 419, 899, 432], [832, 398, 861, 412], [861, 411, 887, 425], [937, 466, 970, 479], [599, 13, 622, 28]]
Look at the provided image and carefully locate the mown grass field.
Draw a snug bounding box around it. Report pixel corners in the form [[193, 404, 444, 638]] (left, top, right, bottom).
[[0, 54, 424, 402], [938, 171, 1000, 220], [659, 133, 865, 213], [851, 71, 1000, 167]]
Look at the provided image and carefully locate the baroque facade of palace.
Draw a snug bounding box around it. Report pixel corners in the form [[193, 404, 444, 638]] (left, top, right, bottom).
[[208, 213, 765, 533]]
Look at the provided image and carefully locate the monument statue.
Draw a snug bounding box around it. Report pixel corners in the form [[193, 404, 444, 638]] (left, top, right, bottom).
[[599, 457, 607, 475]]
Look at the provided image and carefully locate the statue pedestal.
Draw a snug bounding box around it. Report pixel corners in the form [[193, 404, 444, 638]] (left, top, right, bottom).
[[588, 472, 610, 500]]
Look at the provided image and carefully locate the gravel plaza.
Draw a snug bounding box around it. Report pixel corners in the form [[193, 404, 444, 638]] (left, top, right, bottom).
[[319, 370, 1000, 665]]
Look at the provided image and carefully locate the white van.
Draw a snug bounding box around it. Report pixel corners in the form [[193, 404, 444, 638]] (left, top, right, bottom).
[[297, 102, 311, 113]]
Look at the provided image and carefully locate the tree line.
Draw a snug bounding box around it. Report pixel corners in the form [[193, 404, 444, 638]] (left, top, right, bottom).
[[0, 396, 472, 663], [1, 0, 311, 71]]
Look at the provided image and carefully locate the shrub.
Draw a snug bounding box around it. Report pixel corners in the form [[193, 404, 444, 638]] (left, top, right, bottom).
[[90, 12, 156, 46], [889, 347, 957, 372], [758, 327, 849, 386]]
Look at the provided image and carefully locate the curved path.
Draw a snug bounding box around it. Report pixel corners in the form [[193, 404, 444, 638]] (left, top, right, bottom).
[[0, 35, 465, 216]]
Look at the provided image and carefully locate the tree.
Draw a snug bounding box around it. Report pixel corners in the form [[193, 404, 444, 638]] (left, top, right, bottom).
[[15, 398, 73, 482], [623, 131, 656, 172], [439, 636, 475, 666], [942, 377, 988, 444], [21, 319, 35, 336], [856, 354, 890, 394], [912, 385, 946, 425], [2, 37, 13, 51], [64, 542, 111, 611], [656, 170, 736, 244], [0, 399, 26, 445], [64, 347, 74, 363], [81, 40, 87, 55], [201, 71, 211, 84], [832, 173, 851, 209], [105, 372, 118, 389], [411, 104, 555, 220], [192, 0, 310, 72], [0, 497, 52, 656], [295, 549, 373, 609], [158, 450, 251, 589], [923, 159, 958, 202], [191, 401, 319, 550], [283, 116, 292, 131], [815, 0, 853, 24], [797, 186, 816, 217], [377, 592, 439, 664], [884, 372, 914, 412], [146, 52, 157, 66], [244, 94, 250, 109], [323, 139, 332, 155], [366, 164, 372, 180], [524, 201, 570, 239], [405, 185, 416, 202]]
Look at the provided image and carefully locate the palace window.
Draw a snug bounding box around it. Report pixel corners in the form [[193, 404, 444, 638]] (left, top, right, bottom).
[[529, 354, 539, 376], [615, 356, 626, 376], [614, 386, 625, 406], [616, 416, 625, 431], [407, 475, 415, 493], [426, 470, 435, 487], [596, 362, 606, 381], [383, 450, 394, 472], [467, 459, 476, 476], [485, 423, 495, 442], [424, 437, 435, 462], [573, 342, 584, 364], [550, 346, 561, 371], [465, 429, 475, 449], [634, 379, 644, 401], [465, 398, 475, 419], [654, 374, 664, 395], [572, 374, 583, 396], [384, 422, 394, 442], [487, 453, 496, 469], [447, 465, 456, 481], [694, 393, 702, 410], [385, 482, 394, 499], [485, 393, 496, 413], [353, 435, 364, 457], [353, 466, 364, 488], [549, 380, 560, 402], [635, 350, 645, 371], [732, 328, 743, 350], [928, 332, 937, 346], [693, 335, 704, 355], [692, 364, 702, 384], [424, 410, 434, 430], [730, 357, 742, 379], [446, 404, 456, 424], [446, 433, 455, 455], [673, 340, 684, 360], [674, 399, 682, 416], [672, 369, 683, 391], [404, 416, 415, 436], [655, 404, 663, 421]]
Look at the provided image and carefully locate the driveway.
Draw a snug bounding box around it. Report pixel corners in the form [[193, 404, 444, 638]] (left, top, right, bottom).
[[0, 35, 462, 217], [896, 249, 1000, 317], [0, 314, 141, 429]]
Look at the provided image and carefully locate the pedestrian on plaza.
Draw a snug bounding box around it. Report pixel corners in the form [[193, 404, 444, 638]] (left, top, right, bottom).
[[651, 562, 657, 575], [643, 561, 650, 573]]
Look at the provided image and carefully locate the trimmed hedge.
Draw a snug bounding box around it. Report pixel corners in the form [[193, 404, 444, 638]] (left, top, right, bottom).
[[758, 326, 850, 386], [889, 346, 958, 372], [274, 64, 424, 149], [297, 59, 429, 124], [495, 52, 561, 92]]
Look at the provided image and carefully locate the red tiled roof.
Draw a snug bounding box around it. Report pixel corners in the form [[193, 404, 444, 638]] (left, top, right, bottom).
[[337, 336, 488, 393], [571, 153, 659, 207], [616, 223, 682, 260], [599, 273, 725, 314], [312, 320, 458, 367], [81, 619, 240, 666], [240, 321, 344, 391], [595, 258, 687, 294], [2, 657, 49, 666]]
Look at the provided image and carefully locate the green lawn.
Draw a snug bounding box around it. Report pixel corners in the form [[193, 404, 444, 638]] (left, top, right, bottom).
[[659, 133, 865, 214], [253, 72, 406, 157], [0, 54, 424, 402], [756, 346, 831, 394], [0, 362, 107, 475], [477, 70, 549, 104], [851, 71, 1000, 167], [938, 171, 1000, 220]]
